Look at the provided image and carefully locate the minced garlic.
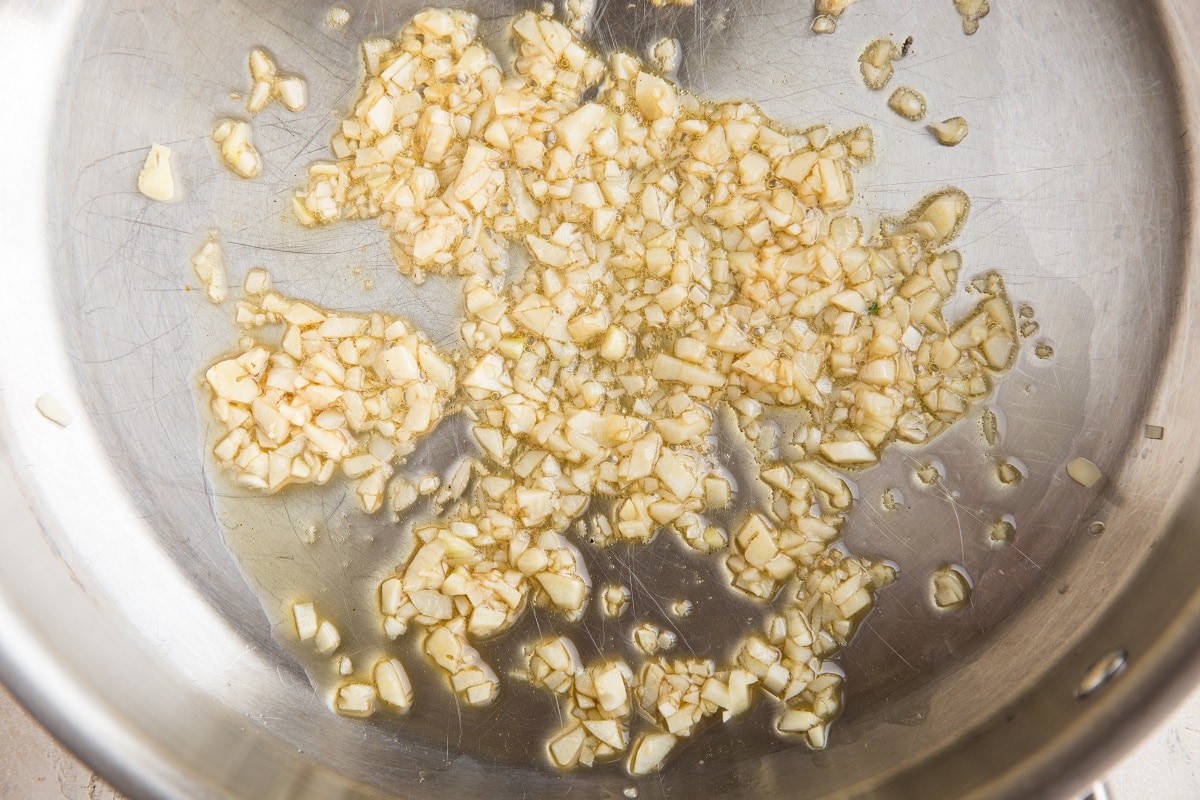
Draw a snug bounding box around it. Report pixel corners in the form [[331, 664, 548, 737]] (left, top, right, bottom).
[[648, 37, 680, 74], [137, 143, 175, 201], [208, 7, 1021, 775], [929, 116, 970, 146], [211, 119, 262, 178], [35, 394, 73, 428], [888, 86, 928, 121], [1067, 457, 1102, 488], [527, 639, 634, 768], [812, 0, 858, 33], [203, 288, 455, 511], [325, 6, 350, 28], [190, 236, 228, 304], [245, 48, 308, 114], [859, 39, 900, 90], [954, 0, 990, 35]]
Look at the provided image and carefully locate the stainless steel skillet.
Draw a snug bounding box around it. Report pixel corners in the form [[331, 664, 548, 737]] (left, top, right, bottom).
[[1, 0, 1199, 797]]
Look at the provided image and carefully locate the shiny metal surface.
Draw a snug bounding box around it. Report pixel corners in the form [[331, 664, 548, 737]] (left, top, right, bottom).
[[1, 0, 1199, 797]]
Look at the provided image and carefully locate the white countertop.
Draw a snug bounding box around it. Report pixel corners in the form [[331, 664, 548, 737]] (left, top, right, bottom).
[[2, 680, 1197, 798], [0, 683, 121, 799]]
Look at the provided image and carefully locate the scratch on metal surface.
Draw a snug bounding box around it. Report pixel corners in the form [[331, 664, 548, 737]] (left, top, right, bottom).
[[862, 621, 917, 671], [1009, 543, 1042, 571], [855, 493, 921, 556]]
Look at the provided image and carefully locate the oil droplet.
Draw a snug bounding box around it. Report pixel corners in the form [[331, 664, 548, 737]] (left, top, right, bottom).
[[930, 564, 973, 610], [1088, 521, 1106, 536], [1034, 342, 1054, 360], [989, 515, 1016, 547], [915, 463, 940, 485], [996, 458, 1027, 486]]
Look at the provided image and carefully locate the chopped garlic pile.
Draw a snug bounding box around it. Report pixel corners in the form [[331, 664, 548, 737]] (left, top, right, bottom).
[[726, 459, 854, 600], [527, 638, 636, 768], [620, 551, 895, 755], [636, 658, 730, 738], [423, 620, 501, 706], [203, 8, 1021, 773], [205, 288, 455, 512]]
